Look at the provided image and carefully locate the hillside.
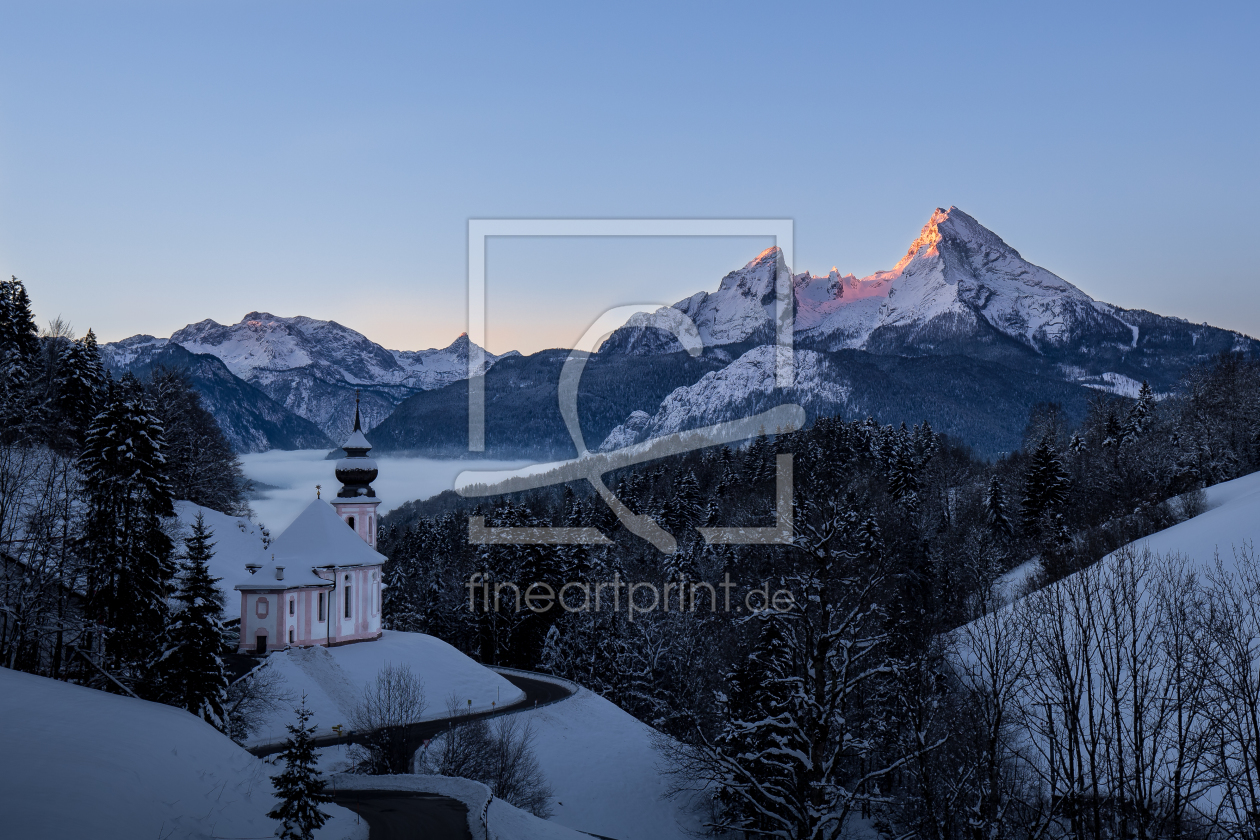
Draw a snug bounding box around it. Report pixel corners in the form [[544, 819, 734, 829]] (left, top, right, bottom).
[[0, 666, 362, 840]]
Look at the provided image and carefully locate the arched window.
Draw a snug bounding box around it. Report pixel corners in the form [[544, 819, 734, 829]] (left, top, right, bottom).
[[347, 516, 356, 530], [289, 597, 294, 616]]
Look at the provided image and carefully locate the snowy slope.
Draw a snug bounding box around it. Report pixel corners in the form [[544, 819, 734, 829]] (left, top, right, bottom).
[[249, 630, 525, 748], [598, 345, 847, 451], [512, 686, 705, 840], [0, 666, 362, 840], [951, 470, 1260, 823], [1104, 469, 1260, 570]]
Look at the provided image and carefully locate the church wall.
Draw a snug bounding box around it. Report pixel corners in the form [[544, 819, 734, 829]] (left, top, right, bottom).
[[332, 500, 381, 549], [328, 564, 382, 644], [239, 591, 284, 653]]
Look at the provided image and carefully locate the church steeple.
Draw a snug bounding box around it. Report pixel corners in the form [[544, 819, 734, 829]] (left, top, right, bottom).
[[335, 390, 377, 498], [331, 391, 382, 549]]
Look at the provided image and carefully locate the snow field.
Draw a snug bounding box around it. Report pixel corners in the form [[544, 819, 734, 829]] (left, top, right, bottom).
[[0, 666, 364, 840], [509, 686, 706, 840]]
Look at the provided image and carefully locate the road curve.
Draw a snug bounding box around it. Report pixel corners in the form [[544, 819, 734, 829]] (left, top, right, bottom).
[[255, 668, 576, 840], [249, 668, 574, 758], [330, 789, 472, 840]]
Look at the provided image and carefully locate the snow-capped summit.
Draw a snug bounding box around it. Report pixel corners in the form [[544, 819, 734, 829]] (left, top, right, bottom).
[[817, 206, 1133, 352], [602, 246, 788, 354], [171, 311, 502, 390], [603, 207, 1139, 357]]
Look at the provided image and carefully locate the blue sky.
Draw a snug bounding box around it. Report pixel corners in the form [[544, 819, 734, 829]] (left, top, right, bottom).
[[1, 1, 1256, 354]]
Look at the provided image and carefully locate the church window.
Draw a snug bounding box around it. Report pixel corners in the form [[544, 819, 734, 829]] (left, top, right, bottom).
[[318, 592, 325, 621], [347, 516, 356, 530], [289, 598, 295, 616], [345, 584, 353, 618]]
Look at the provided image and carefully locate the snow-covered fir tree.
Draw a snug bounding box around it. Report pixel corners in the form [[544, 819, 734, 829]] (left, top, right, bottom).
[[158, 512, 228, 729], [267, 700, 332, 840], [50, 327, 106, 446], [0, 276, 41, 439], [982, 475, 1014, 540], [77, 373, 176, 689], [1020, 435, 1070, 529]]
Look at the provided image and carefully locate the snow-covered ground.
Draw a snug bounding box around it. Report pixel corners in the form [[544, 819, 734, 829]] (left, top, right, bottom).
[[511, 686, 706, 840], [248, 630, 525, 748], [239, 449, 529, 532], [1096, 469, 1260, 574], [0, 666, 364, 840]]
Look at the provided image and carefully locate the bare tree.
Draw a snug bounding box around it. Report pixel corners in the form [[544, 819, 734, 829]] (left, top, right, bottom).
[[225, 660, 291, 744], [419, 695, 553, 818], [346, 663, 427, 775], [1201, 545, 1260, 840]]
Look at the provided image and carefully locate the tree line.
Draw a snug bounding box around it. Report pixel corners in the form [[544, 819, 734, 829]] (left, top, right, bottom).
[[1, 276, 250, 731], [378, 348, 1260, 839]]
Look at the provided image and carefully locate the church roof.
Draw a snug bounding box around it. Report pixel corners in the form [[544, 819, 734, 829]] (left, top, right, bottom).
[[235, 498, 384, 590]]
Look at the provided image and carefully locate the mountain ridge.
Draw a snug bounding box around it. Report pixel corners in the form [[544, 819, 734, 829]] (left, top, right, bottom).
[[106, 313, 509, 443]]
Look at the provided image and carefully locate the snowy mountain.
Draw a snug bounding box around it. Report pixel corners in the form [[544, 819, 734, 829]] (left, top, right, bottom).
[[591, 207, 1259, 455], [107, 313, 511, 444], [602, 247, 786, 354], [604, 207, 1256, 387], [100, 339, 333, 452], [594, 345, 1115, 456]]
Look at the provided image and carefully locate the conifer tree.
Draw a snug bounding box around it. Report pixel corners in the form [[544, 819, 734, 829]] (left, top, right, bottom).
[[78, 374, 176, 686], [983, 475, 1014, 539], [159, 512, 228, 729], [1021, 436, 1070, 529], [52, 328, 106, 446], [663, 469, 703, 534], [268, 700, 332, 840], [714, 614, 800, 832], [1122, 380, 1156, 445], [0, 276, 41, 437]]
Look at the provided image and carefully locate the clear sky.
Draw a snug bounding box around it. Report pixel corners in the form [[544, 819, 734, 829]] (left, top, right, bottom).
[[1, 1, 1256, 355]]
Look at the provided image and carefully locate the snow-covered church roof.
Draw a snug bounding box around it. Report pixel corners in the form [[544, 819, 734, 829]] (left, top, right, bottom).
[[235, 498, 385, 590]]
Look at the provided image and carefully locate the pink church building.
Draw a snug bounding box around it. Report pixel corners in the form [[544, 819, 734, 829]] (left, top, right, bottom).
[[236, 400, 386, 654]]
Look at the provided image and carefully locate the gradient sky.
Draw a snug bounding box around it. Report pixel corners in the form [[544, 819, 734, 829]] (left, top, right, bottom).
[[1, 1, 1256, 355]]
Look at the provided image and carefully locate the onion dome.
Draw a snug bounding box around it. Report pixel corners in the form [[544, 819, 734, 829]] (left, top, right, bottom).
[[336, 390, 378, 498]]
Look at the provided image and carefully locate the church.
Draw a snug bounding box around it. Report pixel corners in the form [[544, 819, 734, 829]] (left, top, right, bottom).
[[236, 399, 386, 654]]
